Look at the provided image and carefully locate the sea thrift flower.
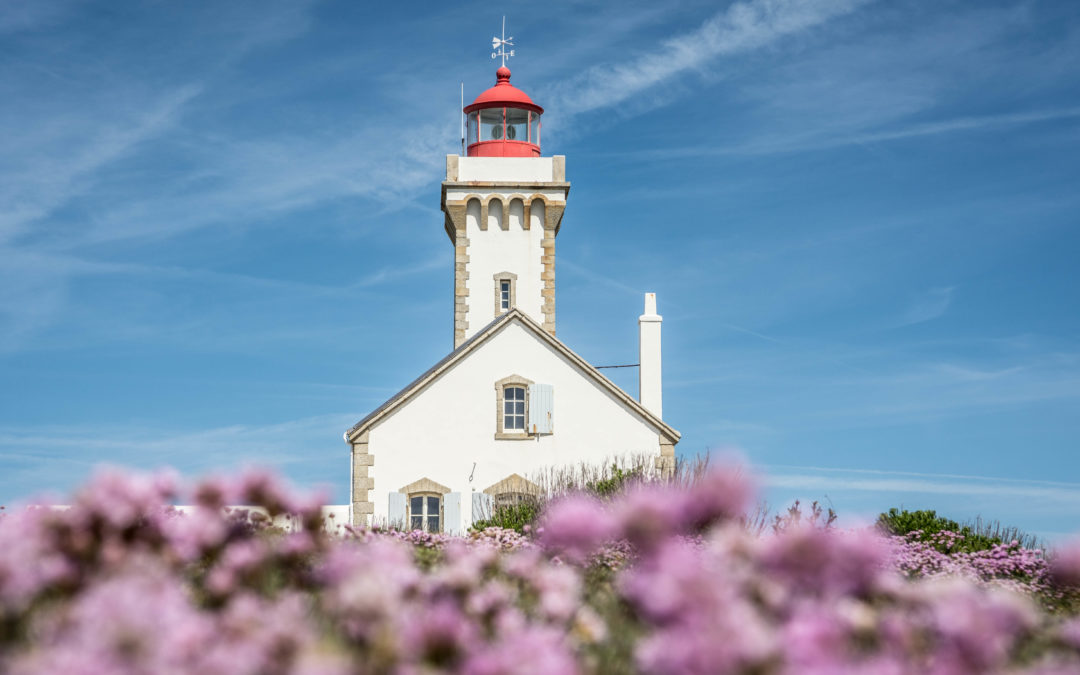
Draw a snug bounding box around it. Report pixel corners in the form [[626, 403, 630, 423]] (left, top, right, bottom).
[[538, 495, 617, 561], [1050, 540, 1080, 588], [616, 483, 687, 550], [681, 465, 753, 530], [2, 465, 1080, 674]]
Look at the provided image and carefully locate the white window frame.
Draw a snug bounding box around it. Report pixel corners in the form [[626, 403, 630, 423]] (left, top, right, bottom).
[[500, 280, 511, 311], [504, 385, 526, 431], [494, 374, 533, 440], [398, 477, 451, 533], [493, 271, 517, 317], [408, 492, 443, 533]]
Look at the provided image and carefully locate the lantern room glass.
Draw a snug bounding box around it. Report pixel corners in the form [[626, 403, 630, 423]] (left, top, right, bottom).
[[480, 108, 502, 141], [467, 106, 542, 154], [505, 108, 528, 142]]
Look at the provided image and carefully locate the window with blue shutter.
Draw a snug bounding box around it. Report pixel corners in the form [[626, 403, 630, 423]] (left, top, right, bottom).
[[388, 492, 406, 529], [528, 383, 554, 434], [472, 492, 494, 524], [444, 492, 461, 535]]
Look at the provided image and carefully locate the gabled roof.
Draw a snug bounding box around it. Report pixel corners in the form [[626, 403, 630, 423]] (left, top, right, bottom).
[[344, 309, 680, 444]]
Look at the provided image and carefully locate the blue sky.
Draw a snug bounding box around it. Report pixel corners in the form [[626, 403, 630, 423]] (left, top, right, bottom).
[[2, 0, 1078, 540]]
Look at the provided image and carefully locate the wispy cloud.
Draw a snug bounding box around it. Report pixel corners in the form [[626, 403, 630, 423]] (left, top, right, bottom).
[[0, 246, 447, 353], [545, 0, 871, 120], [0, 2, 326, 250], [648, 107, 1080, 158], [560, 256, 645, 296], [897, 286, 955, 327], [835, 107, 1080, 148], [0, 84, 203, 245], [0, 414, 359, 502], [760, 464, 1080, 505], [0, 0, 78, 35]]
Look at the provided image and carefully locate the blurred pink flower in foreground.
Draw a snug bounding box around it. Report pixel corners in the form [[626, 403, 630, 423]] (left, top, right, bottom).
[[1, 464, 1078, 674]]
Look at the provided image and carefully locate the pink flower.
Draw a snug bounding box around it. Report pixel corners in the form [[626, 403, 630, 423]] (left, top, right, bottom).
[[1050, 540, 1080, 588], [538, 495, 617, 561], [463, 625, 579, 675], [615, 483, 686, 550], [681, 466, 753, 530]]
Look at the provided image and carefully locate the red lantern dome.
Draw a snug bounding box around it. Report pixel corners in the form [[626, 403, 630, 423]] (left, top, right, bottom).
[[464, 67, 543, 157]]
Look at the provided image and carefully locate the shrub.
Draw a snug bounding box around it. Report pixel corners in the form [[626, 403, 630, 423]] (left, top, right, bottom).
[[877, 507, 1038, 554], [470, 499, 542, 533], [585, 463, 644, 499]]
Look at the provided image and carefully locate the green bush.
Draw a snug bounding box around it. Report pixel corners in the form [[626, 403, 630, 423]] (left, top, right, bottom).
[[471, 500, 542, 533], [877, 508, 1006, 553], [585, 464, 643, 499]]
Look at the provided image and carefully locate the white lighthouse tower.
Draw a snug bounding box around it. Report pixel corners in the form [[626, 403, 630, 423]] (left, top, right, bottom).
[[443, 65, 567, 347], [345, 45, 679, 530]]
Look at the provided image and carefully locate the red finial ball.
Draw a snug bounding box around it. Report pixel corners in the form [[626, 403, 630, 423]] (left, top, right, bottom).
[[496, 66, 511, 83]]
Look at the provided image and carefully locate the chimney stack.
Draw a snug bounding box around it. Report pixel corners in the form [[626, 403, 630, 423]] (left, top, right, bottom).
[[638, 293, 663, 418]]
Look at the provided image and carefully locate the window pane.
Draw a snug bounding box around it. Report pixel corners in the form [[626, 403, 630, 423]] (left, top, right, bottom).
[[509, 416, 523, 429], [506, 107, 528, 141], [427, 496, 440, 514], [529, 113, 540, 145], [504, 401, 514, 414], [480, 108, 502, 140], [411, 496, 423, 514], [411, 515, 423, 530], [427, 515, 440, 533], [468, 112, 478, 144]]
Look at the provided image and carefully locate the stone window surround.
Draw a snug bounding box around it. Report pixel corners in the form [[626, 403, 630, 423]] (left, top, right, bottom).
[[495, 374, 534, 440], [483, 473, 542, 509], [493, 271, 517, 317], [399, 477, 451, 533]]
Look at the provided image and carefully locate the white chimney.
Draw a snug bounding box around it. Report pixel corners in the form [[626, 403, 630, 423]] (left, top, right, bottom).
[[638, 292, 663, 418]]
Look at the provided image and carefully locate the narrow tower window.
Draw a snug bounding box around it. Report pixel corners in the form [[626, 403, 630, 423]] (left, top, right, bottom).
[[493, 272, 517, 318]]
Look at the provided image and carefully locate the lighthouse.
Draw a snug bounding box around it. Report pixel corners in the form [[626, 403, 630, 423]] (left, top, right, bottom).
[[345, 46, 678, 530], [442, 65, 567, 347]]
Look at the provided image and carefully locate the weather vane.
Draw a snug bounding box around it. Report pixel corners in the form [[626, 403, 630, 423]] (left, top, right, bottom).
[[491, 16, 514, 67]]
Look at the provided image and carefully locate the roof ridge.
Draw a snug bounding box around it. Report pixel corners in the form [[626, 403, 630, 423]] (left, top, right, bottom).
[[344, 309, 679, 443]]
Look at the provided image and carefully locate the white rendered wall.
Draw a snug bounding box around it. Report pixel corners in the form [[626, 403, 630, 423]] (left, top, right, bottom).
[[463, 201, 546, 334], [447, 156, 568, 340], [457, 157, 556, 182], [366, 320, 664, 531]]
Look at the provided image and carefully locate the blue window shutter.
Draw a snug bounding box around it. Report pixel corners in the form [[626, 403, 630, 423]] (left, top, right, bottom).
[[444, 492, 462, 535], [528, 384, 554, 434], [472, 492, 493, 525], [388, 492, 406, 529]]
